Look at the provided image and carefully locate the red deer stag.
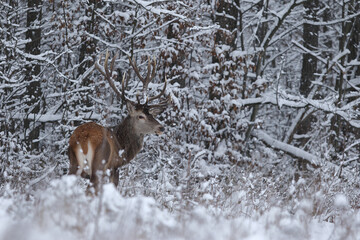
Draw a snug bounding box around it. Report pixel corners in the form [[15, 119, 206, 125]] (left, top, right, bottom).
[[68, 51, 169, 190]]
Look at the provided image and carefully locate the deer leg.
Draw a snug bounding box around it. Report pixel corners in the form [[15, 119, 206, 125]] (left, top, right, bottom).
[[68, 147, 78, 175], [110, 168, 120, 186], [90, 172, 100, 193], [91, 139, 111, 191]]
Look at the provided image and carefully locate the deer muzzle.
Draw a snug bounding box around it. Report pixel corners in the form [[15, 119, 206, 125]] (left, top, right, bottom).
[[155, 126, 165, 135]]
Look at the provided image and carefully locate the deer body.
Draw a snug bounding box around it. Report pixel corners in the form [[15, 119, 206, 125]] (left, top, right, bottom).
[[69, 122, 119, 181], [68, 51, 169, 190]]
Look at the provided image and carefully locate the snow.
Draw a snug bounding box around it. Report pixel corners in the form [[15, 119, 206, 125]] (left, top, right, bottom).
[[2, 0, 360, 239], [131, 0, 187, 20], [334, 194, 349, 209], [0, 176, 357, 240], [113, 10, 133, 23], [215, 139, 227, 157]]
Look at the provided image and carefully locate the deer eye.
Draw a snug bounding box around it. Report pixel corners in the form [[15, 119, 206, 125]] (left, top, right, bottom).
[[138, 115, 145, 120]]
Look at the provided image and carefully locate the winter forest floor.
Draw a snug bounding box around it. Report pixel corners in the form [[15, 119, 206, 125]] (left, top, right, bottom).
[[1, 149, 360, 240], [2, 0, 360, 239]]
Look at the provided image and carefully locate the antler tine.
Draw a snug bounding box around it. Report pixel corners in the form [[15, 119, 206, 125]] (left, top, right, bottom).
[[150, 56, 157, 83], [128, 56, 144, 83], [146, 76, 168, 104], [128, 55, 168, 106], [121, 72, 127, 103], [140, 57, 156, 103], [147, 95, 172, 114], [104, 50, 110, 78], [145, 56, 151, 83], [95, 53, 106, 76], [142, 56, 157, 94], [110, 52, 118, 73], [129, 56, 157, 104], [95, 50, 123, 101], [121, 72, 137, 105], [143, 56, 156, 91]]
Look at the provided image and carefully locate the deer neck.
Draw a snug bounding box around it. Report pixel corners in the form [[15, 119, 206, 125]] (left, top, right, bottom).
[[115, 116, 144, 162]]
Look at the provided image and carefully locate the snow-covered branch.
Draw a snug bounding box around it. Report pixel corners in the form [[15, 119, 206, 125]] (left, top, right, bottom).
[[261, 0, 304, 49], [304, 11, 360, 26], [229, 88, 360, 128], [253, 129, 320, 166], [253, 130, 355, 181], [130, 0, 187, 20], [6, 112, 101, 123]]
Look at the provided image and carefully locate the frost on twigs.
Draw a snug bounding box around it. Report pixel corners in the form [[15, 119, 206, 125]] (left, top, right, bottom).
[[2, 0, 360, 239]]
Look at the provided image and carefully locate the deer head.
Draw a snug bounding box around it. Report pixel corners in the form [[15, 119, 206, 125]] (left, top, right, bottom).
[[94, 50, 170, 127]]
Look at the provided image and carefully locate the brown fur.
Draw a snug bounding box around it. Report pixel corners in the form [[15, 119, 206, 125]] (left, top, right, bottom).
[[68, 104, 164, 191]]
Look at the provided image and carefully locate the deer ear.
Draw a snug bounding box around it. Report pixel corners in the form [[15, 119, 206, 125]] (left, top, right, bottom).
[[126, 101, 136, 115], [149, 107, 165, 116]]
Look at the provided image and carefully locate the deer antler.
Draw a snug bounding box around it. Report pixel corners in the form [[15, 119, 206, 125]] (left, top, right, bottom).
[[95, 51, 170, 108], [95, 50, 136, 105], [147, 76, 168, 104], [128, 56, 169, 106], [128, 56, 156, 94]]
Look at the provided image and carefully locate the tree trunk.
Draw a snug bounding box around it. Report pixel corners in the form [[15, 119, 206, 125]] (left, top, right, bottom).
[[78, 0, 98, 79], [296, 0, 319, 140], [24, 0, 43, 150], [77, 0, 100, 109], [244, 0, 268, 141], [329, 0, 358, 152], [347, 1, 360, 77], [210, 0, 239, 100], [300, 0, 319, 97]]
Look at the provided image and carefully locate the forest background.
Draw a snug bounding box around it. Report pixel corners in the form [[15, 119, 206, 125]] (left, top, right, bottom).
[[1, 0, 360, 239]]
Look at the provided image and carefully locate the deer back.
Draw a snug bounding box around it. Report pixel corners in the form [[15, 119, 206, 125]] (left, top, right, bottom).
[[68, 122, 123, 177]]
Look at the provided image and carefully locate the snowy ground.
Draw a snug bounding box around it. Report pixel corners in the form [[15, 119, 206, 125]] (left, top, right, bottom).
[[0, 175, 359, 240]]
